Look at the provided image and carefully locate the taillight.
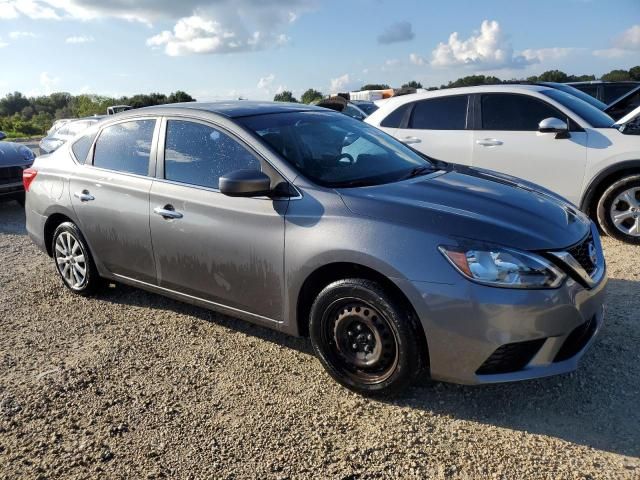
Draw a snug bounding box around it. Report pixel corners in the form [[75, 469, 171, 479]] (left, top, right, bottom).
[[23, 168, 38, 192]]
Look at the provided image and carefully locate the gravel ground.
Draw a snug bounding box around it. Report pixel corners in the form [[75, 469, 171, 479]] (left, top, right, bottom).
[[0, 200, 639, 479]]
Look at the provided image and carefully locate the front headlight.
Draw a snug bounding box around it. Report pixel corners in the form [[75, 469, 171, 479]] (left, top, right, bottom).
[[438, 244, 565, 289]]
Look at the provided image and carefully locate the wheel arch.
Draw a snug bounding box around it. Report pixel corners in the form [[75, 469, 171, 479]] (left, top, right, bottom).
[[580, 160, 640, 217], [295, 262, 429, 366], [43, 212, 75, 257]]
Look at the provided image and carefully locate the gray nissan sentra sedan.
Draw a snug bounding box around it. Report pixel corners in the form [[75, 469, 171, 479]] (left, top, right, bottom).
[[24, 101, 606, 396]]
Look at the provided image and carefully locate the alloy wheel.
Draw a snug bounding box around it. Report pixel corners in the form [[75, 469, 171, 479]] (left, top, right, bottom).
[[609, 187, 640, 237], [54, 231, 88, 289]]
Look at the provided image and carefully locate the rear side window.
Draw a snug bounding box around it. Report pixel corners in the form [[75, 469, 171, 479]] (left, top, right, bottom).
[[409, 95, 468, 130], [481, 94, 561, 131], [93, 119, 156, 175], [164, 120, 260, 189], [71, 130, 97, 163], [380, 103, 411, 128]]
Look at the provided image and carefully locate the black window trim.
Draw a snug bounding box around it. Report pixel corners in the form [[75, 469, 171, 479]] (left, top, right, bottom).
[[405, 93, 472, 131], [476, 92, 584, 132], [155, 115, 298, 199], [84, 115, 161, 179]]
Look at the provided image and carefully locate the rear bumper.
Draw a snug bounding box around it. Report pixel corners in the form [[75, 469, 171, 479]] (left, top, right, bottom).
[[0, 181, 25, 199], [396, 272, 607, 385], [26, 207, 48, 254]]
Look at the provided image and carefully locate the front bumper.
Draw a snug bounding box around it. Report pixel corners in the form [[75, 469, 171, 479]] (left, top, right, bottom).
[[396, 271, 607, 385]]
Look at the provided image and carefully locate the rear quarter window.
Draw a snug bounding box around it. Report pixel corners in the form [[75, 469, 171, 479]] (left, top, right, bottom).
[[380, 103, 411, 128], [71, 130, 97, 163]]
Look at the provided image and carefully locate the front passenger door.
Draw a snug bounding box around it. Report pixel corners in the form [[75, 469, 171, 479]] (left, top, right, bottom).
[[149, 119, 288, 322], [471, 93, 587, 204]]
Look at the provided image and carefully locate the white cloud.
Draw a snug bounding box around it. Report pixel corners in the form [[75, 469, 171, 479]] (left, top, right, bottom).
[[409, 53, 426, 66], [257, 73, 275, 90], [0, 0, 60, 20], [330, 73, 353, 92], [430, 20, 535, 70], [40, 71, 60, 94], [377, 21, 414, 45], [66, 35, 94, 44], [9, 31, 37, 39], [520, 47, 579, 63], [615, 24, 640, 50], [593, 24, 640, 58]]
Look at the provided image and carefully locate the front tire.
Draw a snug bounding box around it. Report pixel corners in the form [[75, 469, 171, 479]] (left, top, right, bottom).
[[309, 278, 425, 397], [596, 175, 640, 244], [52, 222, 102, 296]]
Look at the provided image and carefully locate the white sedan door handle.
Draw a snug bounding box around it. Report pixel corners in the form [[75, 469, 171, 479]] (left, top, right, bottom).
[[401, 136, 422, 145], [476, 138, 503, 147], [154, 205, 183, 219]]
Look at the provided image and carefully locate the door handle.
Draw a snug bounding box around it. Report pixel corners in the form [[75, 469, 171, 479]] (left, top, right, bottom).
[[401, 136, 422, 145], [74, 190, 95, 202], [476, 138, 503, 147], [154, 205, 183, 219]]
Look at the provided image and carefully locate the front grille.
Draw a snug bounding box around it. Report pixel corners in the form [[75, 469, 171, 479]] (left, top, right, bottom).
[[476, 339, 546, 375], [554, 316, 597, 362], [0, 166, 23, 185], [567, 232, 596, 275]]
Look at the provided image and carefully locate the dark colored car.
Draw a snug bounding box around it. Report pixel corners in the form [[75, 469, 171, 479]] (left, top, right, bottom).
[[25, 102, 606, 396], [0, 132, 36, 205], [568, 81, 640, 105], [350, 100, 379, 115]]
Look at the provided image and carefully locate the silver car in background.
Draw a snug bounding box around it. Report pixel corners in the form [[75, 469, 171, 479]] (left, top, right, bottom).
[[24, 102, 606, 396], [39, 117, 103, 154]]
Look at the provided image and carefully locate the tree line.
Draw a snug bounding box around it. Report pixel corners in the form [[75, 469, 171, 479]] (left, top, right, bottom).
[[0, 91, 194, 138], [275, 66, 640, 104]]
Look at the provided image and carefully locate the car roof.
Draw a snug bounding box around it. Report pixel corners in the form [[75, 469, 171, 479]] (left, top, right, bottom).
[[136, 101, 323, 119]]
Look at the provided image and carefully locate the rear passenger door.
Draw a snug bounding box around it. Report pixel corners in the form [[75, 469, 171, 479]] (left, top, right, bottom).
[[393, 94, 473, 164], [149, 118, 287, 323], [69, 117, 159, 284], [471, 93, 587, 204]]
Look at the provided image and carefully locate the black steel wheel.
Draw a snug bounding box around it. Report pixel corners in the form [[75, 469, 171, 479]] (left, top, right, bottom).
[[309, 278, 425, 396]]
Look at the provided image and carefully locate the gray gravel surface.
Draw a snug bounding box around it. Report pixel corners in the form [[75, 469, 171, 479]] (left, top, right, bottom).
[[0, 201, 639, 479]]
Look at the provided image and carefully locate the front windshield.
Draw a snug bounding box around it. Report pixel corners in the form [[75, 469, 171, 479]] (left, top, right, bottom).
[[541, 89, 615, 128], [239, 111, 433, 188]]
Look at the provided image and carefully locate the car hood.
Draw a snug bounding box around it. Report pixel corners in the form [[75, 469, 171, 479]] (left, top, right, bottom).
[[0, 141, 32, 167], [338, 164, 591, 251]]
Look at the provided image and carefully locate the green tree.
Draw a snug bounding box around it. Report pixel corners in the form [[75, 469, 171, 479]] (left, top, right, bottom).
[[401, 81, 423, 89], [168, 91, 195, 103], [445, 75, 502, 88], [360, 84, 391, 91], [628, 66, 640, 81], [273, 90, 298, 102], [537, 70, 569, 83], [601, 69, 631, 81], [301, 88, 323, 104]]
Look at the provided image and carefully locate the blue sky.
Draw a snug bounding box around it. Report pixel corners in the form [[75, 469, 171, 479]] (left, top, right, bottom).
[[0, 0, 639, 100]]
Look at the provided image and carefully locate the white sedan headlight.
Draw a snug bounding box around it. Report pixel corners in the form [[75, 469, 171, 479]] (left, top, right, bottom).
[[439, 245, 565, 289]]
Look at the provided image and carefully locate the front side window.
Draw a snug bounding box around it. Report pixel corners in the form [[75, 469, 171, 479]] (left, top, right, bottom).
[[164, 120, 261, 189], [239, 111, 432, 188], [410, 95, 469, 130], [93, 119, 156, 175], [481, 94, 563, 131], [541, 89, 614, 128]]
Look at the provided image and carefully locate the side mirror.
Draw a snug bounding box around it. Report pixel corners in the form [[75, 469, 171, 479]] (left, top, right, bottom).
[[219, 169, 272, 197], [538, 117, 570, 139], [0, 131, 6, 141]]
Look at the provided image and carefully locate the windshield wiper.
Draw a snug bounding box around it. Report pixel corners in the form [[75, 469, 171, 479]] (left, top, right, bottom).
[[403, 165, 436, 180]]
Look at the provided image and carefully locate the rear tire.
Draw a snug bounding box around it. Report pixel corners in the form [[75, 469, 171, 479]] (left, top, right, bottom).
[[596, 175, 640, 244], [52, 222, 103, 296], [309, 278, 424, 397]]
